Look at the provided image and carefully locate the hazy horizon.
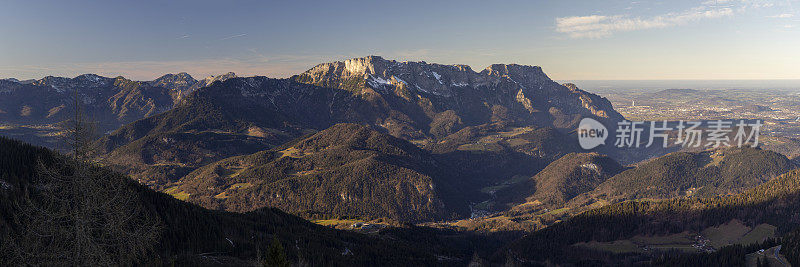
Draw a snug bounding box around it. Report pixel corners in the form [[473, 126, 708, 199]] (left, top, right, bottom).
[[566, 79, 800, 92], [6, 65, 800, 93], [6, 66, 800, 92]]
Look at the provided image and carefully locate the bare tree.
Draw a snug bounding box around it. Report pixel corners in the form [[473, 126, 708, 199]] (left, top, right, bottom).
[[5, 89, 162, 265]]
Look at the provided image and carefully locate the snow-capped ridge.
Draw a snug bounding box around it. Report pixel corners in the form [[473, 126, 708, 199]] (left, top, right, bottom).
[[297, 56, 556, 98]]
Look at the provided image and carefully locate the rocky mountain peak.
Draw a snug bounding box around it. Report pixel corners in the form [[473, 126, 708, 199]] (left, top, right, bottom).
[[298, 56, 555, 95], [150, 72, 198, 92], [452, 64, 474, 72], [300, 56, 391, 81], [198, 72, 237, 87], [175, 72, 192, 79], [33, 76, 69, 87], [74, 73, 108, 82], [153, 72, 196, 83], [32, 74, 113, 93], [1, 78, 34, 84], [481, 64, 549, 84], [289, 56, 622, 129], [173, 72, 237, 102], [342, 55, 389, 75], [562, 83, 580, 92]]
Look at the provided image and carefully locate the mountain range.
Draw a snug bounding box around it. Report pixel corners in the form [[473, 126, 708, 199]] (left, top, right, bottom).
[[81, 56, 624, 219], [2, 56, 799, 265], [0, 72, 238, 147]]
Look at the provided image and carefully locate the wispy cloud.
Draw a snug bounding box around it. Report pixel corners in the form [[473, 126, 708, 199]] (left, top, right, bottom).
[[556, 5, 735, 38], [554, 0, 787, 38], [768, 13, 794, 18], [219, 33, 247, 41], [702, 0, 734, 5]]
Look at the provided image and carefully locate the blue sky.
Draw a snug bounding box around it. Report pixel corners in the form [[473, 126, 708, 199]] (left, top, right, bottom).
[[1, 0, 798, 80]]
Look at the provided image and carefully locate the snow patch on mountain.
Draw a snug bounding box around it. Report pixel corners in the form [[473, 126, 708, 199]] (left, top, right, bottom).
[[391, 76, 407, 85], [199, 72, 237, 87], [415, 84, 431, 94], [369, 75, 390, 86], [430, 71, 443, 84], [367, 75, 394, 93], [51, 85, 65, 93]]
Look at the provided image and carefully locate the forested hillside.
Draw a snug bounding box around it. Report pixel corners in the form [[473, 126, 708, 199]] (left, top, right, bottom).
[[0, 136, 458, 265], [505, 168, 800, 265], [579, 147, 795, 204], [170, 123, 470, 222]]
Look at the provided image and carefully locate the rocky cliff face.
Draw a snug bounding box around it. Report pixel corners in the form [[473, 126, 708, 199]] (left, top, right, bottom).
[[295, 56, 622, 133]]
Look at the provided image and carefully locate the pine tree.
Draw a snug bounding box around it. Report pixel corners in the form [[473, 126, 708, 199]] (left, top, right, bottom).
[[5, 89, 162, 265], [265, 236, 289, 267]]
